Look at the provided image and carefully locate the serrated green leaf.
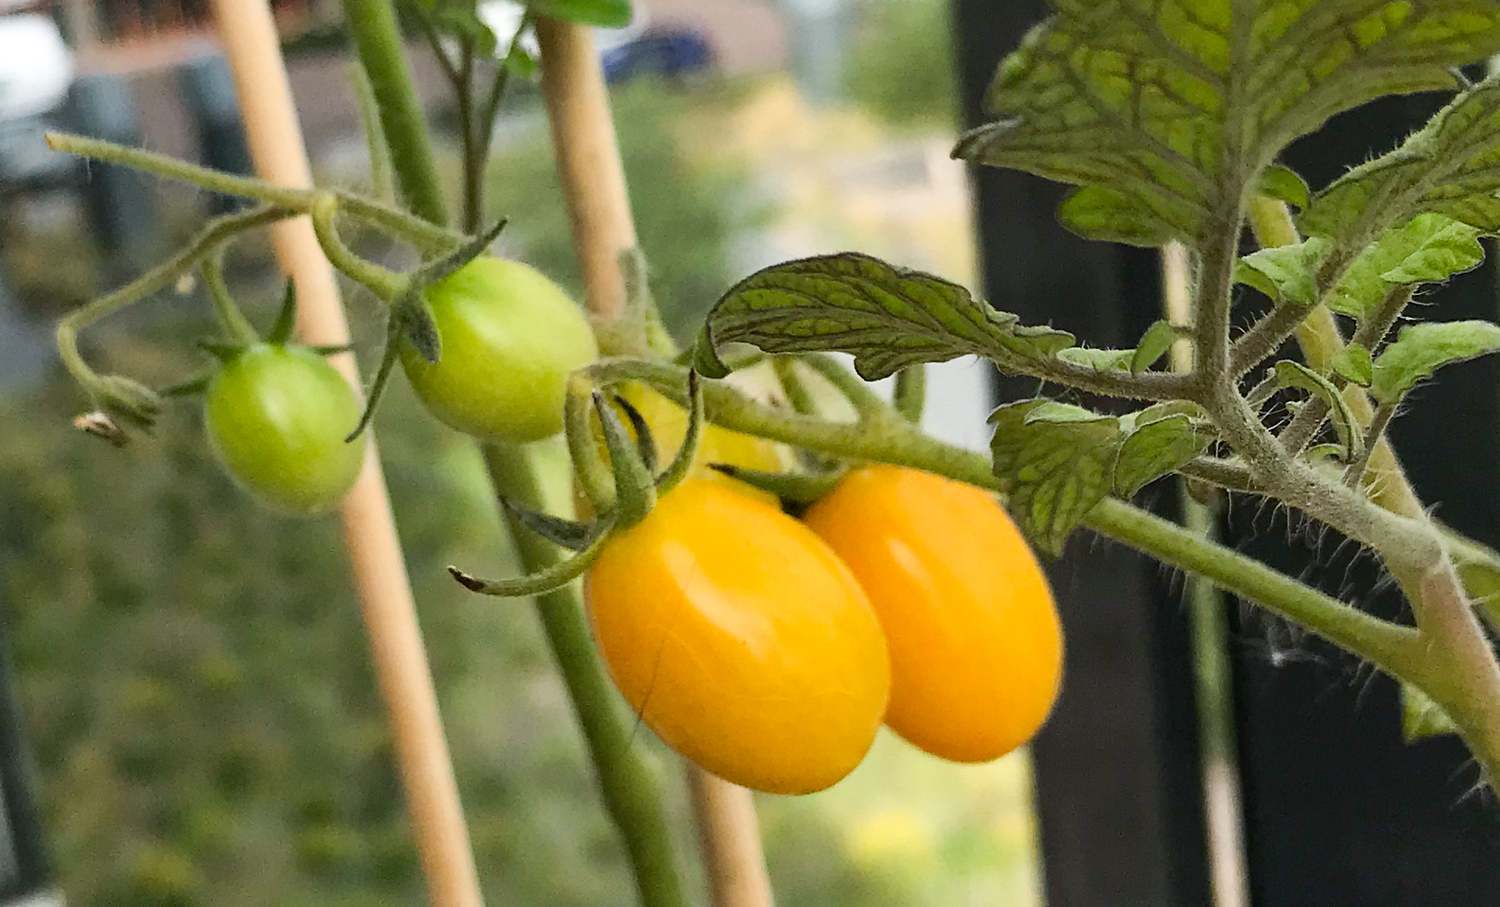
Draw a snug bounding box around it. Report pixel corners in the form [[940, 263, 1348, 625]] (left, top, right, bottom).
[[1058, 186, 1178, 247], [1132, 320, 1182, 374], [1401, 683, 1458, 743], [1057, 347, 1133, 371], [1331, 343, 1373, 386], [698, 253, 1074, 380], [955, 1, 1500, 245], [1258, 164, 1311, 210], [1303, 443, 1346, 463], [525, 0, 632, 27], [1236, 238, 1329, 306], [1371, 320, 1500, 402], [1326, 214, 1486, 317], [1275, 360, 1363, 461], [1114, 408, 1214, 497], [1302, 77, 1500, 246], [990, 399, 1121, 555], [412, 0, 501, 55]]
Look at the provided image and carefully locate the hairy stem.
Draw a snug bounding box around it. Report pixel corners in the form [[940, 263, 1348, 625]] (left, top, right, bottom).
[[345, 3, 688, 902], [1193, 198, 1247, 380], [309, 194, 406, 299], [481, 446, 686, 907], [56, 205, 293, 390], [342, 0, 450, 225], [201, 250, 260, 344], [587, 356, 1422, 673], [349, 62, 395, 202], [1238, 198, 1500, 776], [47, 132, 463, 252]]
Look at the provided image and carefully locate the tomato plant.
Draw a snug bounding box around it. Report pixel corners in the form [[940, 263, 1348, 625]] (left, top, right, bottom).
[[585, 478, 890, 795], [204, 343, 366, 515], [401, 257, 598, 443], [46, 0, 1500, 903], [803, 466, 1062, 764]]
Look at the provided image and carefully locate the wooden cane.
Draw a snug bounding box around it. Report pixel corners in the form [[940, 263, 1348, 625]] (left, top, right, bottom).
[[207, 3, 484, 904], [534, 16, 775, 907]]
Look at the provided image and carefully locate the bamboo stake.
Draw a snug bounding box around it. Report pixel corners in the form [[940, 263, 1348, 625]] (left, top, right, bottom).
[[207, 4, 483, 905], [534, 17, 775, 907]]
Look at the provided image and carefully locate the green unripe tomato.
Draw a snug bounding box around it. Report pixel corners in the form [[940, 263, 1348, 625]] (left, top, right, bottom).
[[399, 257, 598, 442], [204, 344, 366, 515]]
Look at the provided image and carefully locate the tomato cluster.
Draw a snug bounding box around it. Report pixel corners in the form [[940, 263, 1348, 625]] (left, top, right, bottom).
[[184, 253, 1062, 795], [581, 406, 1063, 793]]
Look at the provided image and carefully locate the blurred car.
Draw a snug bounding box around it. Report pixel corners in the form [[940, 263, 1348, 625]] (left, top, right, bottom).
[[602, 27, 714, 85], [0, 11, 75, 194]]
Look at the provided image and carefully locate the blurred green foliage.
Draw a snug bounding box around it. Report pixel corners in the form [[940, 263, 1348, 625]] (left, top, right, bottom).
[[0, 80, 907, 905], [483, 81, 765, 342], [0, 65, 1038, 906], [844, 0, 958, 130]]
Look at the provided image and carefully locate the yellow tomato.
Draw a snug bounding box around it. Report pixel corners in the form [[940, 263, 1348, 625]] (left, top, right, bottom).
[[803, 466, 1062, 763], [602, 382, 786, 503], [585, 479, 891, 794]]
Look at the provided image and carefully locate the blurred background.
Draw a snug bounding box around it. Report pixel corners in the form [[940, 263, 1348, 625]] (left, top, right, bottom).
[[0, 1, 1037, 903]]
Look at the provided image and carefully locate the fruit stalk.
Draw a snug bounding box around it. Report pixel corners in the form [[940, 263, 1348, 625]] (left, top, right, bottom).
[[209, 2, 484, 904], [533, 17, 774, 907], [337, 1, 690, 904]]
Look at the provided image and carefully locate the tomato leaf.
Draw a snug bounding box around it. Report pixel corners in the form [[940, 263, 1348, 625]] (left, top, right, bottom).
[[1057, 186, 1178, 247], [1056, 347, 1133, 372], [1258, 164, 1311, 211], [1371, 320, 1500, 403], [1275, 360, 1363, 461], [696, 253, 1073, 381], [1114, 402, 1213, 498], [1131, 320, 1183, 374], [525, 0, 632, 28], [1235, 238, 1329, 307], [989, 400, 1122, 556], [1331, 343, 1373, 387], [407, 0, 500, 55], [1401, 683, 1458, 743], [1234, 214, 1485, 317], [1326, 214, 1486, 318], [955, 1, 1500, 245], [1302, 78, 1500, 246]]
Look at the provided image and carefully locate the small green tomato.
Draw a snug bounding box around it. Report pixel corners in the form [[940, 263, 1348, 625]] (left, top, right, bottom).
[[204, 344, 365, 515], [399, 257, 598, 443]]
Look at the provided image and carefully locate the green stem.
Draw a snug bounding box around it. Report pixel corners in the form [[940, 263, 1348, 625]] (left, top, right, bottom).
[[201, 251, 260, 344], [342, 0, 450, 225], [46, 132, 462, 253], [482, 444, 686, 907], [349, 62, 395, 202], [893, 366, 926, 423], [309, 194, 406, 299], [457, 38, 482, 232], [587, 357, 1422, 676], [56, 205, 293, 390], [344, 4, 688, 902]]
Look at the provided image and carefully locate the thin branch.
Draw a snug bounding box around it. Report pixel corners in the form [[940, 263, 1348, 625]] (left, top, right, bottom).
[[1277, 285, 1413, 453], [1344, 402, 1397, 489], [1229, 302, 1308, 376], [56, 205, 293, 390], [1179, 456, 1259, 494]]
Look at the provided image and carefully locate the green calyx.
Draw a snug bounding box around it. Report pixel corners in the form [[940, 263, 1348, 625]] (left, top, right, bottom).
[[448, 369, 705, 599]]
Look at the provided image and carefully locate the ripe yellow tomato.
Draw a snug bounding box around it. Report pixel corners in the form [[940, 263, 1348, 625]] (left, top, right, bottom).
[[585, 479, 890, 794], [803, 466, 1062, 763], [602, 382, 786, 504]]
